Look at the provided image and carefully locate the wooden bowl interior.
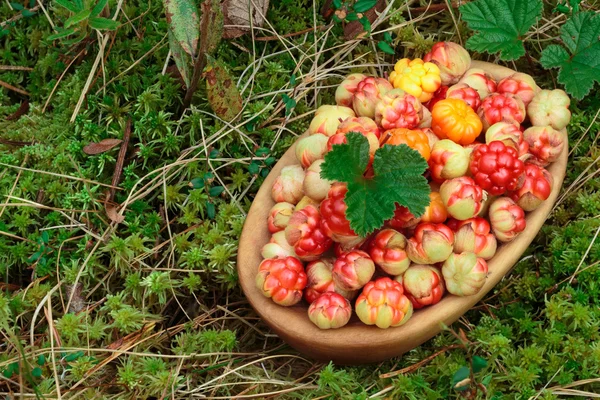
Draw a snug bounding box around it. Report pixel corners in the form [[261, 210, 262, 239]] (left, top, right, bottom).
[[237, 61, 568, 364]]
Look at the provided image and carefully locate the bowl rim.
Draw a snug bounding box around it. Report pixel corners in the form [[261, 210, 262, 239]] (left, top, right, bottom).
[[237, 61, 568, 364]]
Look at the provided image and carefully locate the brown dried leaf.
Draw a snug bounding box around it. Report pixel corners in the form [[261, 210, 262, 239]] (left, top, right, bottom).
[[105, 203, 125, 224], [205, 56, 243, 122], [83, 138, 123, 155], [222, 0, 269, 39]]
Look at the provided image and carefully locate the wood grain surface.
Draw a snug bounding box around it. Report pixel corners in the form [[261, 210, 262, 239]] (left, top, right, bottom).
[[237, 61, 568, 364]]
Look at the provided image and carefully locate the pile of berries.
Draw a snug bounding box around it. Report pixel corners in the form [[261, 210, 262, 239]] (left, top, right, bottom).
[[257, 42, 569, 330]]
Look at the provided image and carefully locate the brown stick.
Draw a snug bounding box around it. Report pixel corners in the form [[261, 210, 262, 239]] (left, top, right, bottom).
[[379, 344, 463, 379], [0, 80, 29, 96], [5, 100, 29, 121], [108, 118, 132, 202]]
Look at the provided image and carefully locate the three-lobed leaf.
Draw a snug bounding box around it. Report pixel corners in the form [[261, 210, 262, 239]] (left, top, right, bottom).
[[321, 133, 430, 237], [460, 0, 542, 60], [540, 11, 600, 100]]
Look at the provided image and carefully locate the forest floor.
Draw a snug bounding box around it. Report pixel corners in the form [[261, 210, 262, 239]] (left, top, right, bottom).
[[1, 0, 600, 398]]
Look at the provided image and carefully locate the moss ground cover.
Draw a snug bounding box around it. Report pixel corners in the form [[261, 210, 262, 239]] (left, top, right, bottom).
[[1, 0, 600, 398]]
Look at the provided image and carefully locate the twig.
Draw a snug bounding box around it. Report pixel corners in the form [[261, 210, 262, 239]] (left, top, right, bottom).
[[379, 344, 463, 379], [182, 1, 217, 110], [0, 65, 33, 71], [108, 118, 132, 202], [254, 25, 326, 41], [0, 5, 39, 27], [0, 80, 29, 96], [5, 100, 29, 121]]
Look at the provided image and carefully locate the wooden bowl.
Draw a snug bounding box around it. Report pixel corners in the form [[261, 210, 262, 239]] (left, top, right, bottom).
[[237, 61, 568, 364]]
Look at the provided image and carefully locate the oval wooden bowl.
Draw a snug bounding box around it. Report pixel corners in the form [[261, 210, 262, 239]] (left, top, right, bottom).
[[237, 61, 568, 364]]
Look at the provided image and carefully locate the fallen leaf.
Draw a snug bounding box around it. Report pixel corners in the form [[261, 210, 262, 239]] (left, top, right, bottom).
[[105, 203, 125, 223], [205, 56, 243, 122], [163, 0, 200, 57], [83, 138, 123, 155], [222, 0, 269, 39]]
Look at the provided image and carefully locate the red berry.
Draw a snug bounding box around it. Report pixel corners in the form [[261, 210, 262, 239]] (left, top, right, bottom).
[[320, 183, 362, 246], [285, 205, 332, 261], [469, 141, 524, 195], [255, 257, 307, 306], [386, 204, 420, 230]]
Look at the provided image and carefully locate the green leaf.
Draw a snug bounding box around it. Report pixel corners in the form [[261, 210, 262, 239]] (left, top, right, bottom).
[[163, 0, 200, 57], [377, 40, 395, 55], [89, 16, 117, 30], [64, 9, 91, 28], [264, 156, 276, 166], [472, 355, 488, 373], [282, 94, 296, 116], [540, 11, 600, 100], [61, 32, 87, 45], [41, 231, 49, 244], [37, 355, 46, 366], [91, 0, 107, 16], [482, 374, 493, 386], [371, 144, 430, 217], [321, 133, 430, 237], [332, 0, 341, 9], [31, 367, 42, 378], [10, 2, 24, 10], [28, 251, 42, 263], [206, 202, 215, 219], [321, 132, 370, 184], [55, 0, 81, 13], [460, 0, 543, 60], [209, 149, 219, 159], [209, 186, 224, 197], [353, 0, 377, 13], [189, 177, 205, 189], [359, 16, 371, 33], [452, 366, 471, 387], [21, 8, 36, 17], [383, 31, 392, 42], [64, 351, 84, 362], [255, 147, 270, 157], [290, 74, 296, 86], [248, 161, 260, 175], [205, 56, 243, 122], [346, 12, 359, 21]]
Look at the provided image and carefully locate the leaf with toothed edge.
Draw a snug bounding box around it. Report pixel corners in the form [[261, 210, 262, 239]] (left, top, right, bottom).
[[321, 132, 430, 236]]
